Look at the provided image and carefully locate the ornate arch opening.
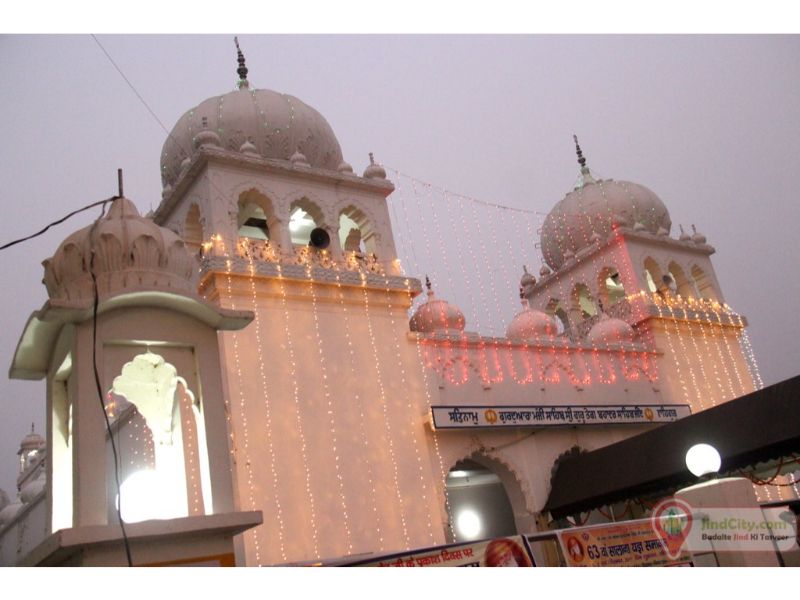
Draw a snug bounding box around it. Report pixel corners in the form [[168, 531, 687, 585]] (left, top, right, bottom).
[[338, 205, 376, 256], [545, 298, 568, 334], [237, 189, 276, 242], [444, 453, 530, 544], [105, 351, 212, 524], [667, 261, 695, 299], [289, 197, 326, 246], [597, 266, 626, 308], [690, 264, 718, 301], [571, 283, 598, 319], [184, 203, 204, 255], [643, 257, 665, 295]]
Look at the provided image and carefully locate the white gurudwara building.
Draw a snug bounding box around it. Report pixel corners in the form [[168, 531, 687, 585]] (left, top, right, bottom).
[[1, 45, 794, 567]]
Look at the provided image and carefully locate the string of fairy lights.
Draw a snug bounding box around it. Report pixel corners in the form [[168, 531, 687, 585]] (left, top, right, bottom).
[[358, 271, 411, 549], [242, 241, 287, 561], [181, 165, 771, 565], [332, 266, 385, 550], [381, 275, 438, 546], [304, 257, 354, 555]]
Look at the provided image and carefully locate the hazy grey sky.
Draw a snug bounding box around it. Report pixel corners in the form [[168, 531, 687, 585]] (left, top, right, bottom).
[[1, 34, 798, 494]]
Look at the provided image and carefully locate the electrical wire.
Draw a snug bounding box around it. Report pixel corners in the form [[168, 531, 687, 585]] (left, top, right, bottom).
[[0, 195, 133, 565], [0, 198, 116, 252], [88, 199, 134, 566]]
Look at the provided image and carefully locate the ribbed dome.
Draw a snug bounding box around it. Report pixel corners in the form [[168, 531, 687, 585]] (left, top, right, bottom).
[[160, 87, 344, 188], [586, 314, 636, 346], [541, 178, 671, 270], [42, 197, 194, 304], [409, 282, 465, 333], [18, 430, 44, 455], [506, 307, 557, 341]]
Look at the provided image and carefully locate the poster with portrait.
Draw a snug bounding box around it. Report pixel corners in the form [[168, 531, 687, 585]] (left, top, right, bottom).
[[557, 520, 692, 567], [345, 535, 536, 567]]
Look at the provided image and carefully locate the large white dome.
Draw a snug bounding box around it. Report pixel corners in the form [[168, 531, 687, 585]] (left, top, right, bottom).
[[160, 87, 344, 188], [541, 178, 671, 270]]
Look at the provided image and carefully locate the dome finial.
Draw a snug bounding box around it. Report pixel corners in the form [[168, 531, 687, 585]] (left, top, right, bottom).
[[574, 134, 588, 171], [572, 134, 594, 189], [234, 36, 249, 89], [369, 152, 375, 165], [425, 274, 432, 291]]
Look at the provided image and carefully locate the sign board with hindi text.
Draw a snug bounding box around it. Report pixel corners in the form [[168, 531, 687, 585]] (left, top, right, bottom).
[[431, 404, 691, 429], [345, 535, 535, 567], [556, 520, 692, 567]]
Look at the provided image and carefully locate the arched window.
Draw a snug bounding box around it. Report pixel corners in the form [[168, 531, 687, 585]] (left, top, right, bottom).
[[184, 204, 203, 255], [598, 266, 626, 308], [571, 283, 597, 319], [691, 265, 718, 301], [338, 205, 376, 256], [237, 189, 275, 242], [289, 198, 325, 246], [643, 257, 665, 294], [545, 298, 568, 334], [445, 459, 517, 544], [668, 261, 695, 299], [106, 351, 212, 524]]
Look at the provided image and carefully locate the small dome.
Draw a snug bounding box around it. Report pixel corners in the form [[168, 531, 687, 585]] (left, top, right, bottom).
[[587, 314, 636, 346], [290, 149, 310, 166], [539, 265, 552, 277], [239, 139, 259, 156], [42, 197, 195, 304], [193, 125, 222, 150], [18, 428, 44, 455], [520, 266, 535, 288], [679, 224, 691, 242], [409, 280, 465, 333], [691, 224, 707, 244], [161, 87, 344, 188], [363, 152, 387, 179], [541, 178, 671, 270], [337, 161, 354, 173], [506, 307, 557, 340]]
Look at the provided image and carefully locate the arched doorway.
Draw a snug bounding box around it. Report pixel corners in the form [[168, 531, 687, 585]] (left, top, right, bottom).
[[445, 457, 520, 543]]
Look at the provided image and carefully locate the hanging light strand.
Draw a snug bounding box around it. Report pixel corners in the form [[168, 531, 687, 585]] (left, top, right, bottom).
[[305, 258, 353, 555], [275, 262, 319, 559], [332, 266, 385, 550], [242, 239, 287, 561], [360, 272, 410, 548]]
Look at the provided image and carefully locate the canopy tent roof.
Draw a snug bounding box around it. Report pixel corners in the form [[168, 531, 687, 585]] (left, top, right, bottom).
[[545, 375, 800, 519]]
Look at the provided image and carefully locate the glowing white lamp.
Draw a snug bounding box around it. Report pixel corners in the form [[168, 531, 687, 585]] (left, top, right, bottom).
[[685, 443, 721, 478], [118, 469, 186, 523], [456, 509, 482, 540]]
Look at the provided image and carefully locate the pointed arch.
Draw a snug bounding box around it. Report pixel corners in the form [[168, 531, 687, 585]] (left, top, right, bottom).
[[545, 298, 568, 334], [184, 203, 204, 255], [237, 188, 277, 241], [597, 265, 626, 308], [444, 451, 536, 543], [643, 256, 665, 295], [571, 282, 597, 318], [690, 264, 719, 301], [338, 204, 377, 255], [667, 261, 695, 299]]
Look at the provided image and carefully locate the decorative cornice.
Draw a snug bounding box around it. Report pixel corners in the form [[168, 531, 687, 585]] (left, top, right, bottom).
[[154, 146, 394, 225], [200, 255, 422, 294]]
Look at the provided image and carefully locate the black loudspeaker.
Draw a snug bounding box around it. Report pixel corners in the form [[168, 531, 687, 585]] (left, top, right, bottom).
[[309, 227, 330, 249]]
